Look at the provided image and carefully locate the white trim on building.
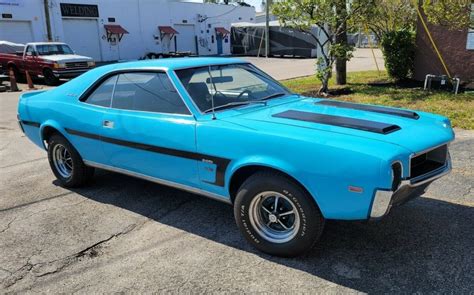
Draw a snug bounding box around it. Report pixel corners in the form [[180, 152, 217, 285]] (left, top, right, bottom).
[[0, 0, 255, 61]]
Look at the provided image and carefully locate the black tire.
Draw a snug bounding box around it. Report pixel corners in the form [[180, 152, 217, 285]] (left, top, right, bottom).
[[47, 134, 94, 187], [234, 171, 325, 257], [43, 68, 59, 86]]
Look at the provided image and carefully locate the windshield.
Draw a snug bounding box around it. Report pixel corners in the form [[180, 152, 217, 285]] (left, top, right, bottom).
[[175, 64, 292, 113], [36, 44, 74, 55]]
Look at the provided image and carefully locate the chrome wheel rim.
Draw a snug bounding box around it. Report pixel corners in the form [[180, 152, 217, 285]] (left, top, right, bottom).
[[52, 144, 73, 178], [249, 191, 300, 243]]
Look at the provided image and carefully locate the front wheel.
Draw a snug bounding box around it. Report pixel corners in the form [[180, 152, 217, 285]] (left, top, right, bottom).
[[47, 134, 94, 187], [234, 171, 325, 257], [43, 68, 59, 86]]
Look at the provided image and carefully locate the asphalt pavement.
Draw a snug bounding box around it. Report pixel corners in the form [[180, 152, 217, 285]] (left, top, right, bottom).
[[243, 48, 385, 80], [0, 87, 473, 293]]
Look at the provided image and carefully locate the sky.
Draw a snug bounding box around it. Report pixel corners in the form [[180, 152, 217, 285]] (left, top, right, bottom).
[[191, 0, 264, 12], [246, 0, 263, 12]]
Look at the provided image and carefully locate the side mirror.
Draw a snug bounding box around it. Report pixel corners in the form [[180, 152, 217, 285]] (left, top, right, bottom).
[[26, 51, 33, 56]]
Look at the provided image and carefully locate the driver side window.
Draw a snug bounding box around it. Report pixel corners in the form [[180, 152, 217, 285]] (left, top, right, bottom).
[[26, 46, 35, 56]]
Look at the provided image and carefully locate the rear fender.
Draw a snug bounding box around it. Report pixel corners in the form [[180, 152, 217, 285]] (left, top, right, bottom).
[[39, 120, 69, 149]]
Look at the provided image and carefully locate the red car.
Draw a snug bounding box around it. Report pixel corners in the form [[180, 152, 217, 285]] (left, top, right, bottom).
[[0, 42, 95, 85]]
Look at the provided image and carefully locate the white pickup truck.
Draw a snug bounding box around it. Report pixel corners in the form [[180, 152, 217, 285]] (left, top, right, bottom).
[[0, 41, 95, 85]]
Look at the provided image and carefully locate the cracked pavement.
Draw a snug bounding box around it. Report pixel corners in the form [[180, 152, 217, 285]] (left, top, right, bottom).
[[1, 90, 473, 293]]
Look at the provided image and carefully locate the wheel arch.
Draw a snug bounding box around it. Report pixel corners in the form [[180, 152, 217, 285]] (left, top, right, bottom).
[[227, 162, 323, 214], [42, 66, 53, 73], [6, 62, 18, 70], [40, 121, 68, 149]]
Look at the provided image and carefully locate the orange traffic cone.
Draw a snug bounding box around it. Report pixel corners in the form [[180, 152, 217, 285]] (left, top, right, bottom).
[[25, 71, 36, 90], [8, 68, 19, 92]]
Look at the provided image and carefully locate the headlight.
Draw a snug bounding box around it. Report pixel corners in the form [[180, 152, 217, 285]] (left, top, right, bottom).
[[53, 63, 66, 69], [87, 61, 95, 67]]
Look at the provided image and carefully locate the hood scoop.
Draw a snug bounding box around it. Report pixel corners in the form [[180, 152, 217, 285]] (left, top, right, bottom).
[[272, 110, 401, 135], [315, 100, 419, 119]]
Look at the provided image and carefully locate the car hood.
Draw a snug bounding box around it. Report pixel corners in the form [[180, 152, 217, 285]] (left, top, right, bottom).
[[40, 54, 93, 63], [224, 96, 454, 154]]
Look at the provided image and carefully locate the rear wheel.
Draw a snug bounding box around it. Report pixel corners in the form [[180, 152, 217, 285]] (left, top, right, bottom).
[[234, 171, 325, 257], [47, 134, 94, 187], [43, 68, 59, 86]]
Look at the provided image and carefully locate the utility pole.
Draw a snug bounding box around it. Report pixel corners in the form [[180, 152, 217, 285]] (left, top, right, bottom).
[[265, 0, 270, 58], [43, 0, 53, 41]]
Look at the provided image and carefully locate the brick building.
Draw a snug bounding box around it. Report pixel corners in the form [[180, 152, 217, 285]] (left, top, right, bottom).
[[414, 7, 474, 86]]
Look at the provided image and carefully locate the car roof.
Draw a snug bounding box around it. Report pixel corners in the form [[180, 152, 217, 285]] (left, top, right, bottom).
[[98, 57, 247, 72]]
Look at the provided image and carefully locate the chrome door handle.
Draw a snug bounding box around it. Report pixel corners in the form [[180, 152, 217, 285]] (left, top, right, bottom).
[[103, 120, 114, 128]]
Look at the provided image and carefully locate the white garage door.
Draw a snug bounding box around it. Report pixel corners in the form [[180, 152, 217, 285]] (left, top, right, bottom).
[[0, 20, 34, 43], [175, 24, 196, 54], [62, 19, 101, 61]]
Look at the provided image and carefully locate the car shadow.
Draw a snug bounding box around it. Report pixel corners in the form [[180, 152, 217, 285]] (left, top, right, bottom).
[[62, 169, 474, 293]]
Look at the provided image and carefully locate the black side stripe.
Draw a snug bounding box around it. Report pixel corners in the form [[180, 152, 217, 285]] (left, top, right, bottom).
[[272, 110, 401, 135], [21, 120, 40, 127], [65, 128, 230, 187], [315, 100, 420, 119]]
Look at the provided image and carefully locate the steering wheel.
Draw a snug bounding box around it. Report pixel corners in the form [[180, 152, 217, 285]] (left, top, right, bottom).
[[236, 89, 254, 100], [214, 90, 228, 100]]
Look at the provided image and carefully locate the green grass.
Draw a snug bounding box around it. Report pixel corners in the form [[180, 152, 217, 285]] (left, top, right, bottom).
[[282, 71, 474, 129]]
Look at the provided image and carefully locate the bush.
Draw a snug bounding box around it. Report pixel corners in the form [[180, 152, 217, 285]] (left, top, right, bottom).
[[381, 30, 415, 81]]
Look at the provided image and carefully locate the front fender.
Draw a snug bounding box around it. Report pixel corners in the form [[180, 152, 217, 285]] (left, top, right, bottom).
[[226, 155, 331, 218], [225, 149, 386, 220], [227, 155, 300, 183]]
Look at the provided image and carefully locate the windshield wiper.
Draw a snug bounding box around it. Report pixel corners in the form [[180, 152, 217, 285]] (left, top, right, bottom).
[[203, 100, 267, 114], [258, 92, 287, 101]]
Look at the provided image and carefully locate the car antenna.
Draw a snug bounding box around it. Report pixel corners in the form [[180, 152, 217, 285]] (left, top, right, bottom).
[[208, 65, 217, 120]]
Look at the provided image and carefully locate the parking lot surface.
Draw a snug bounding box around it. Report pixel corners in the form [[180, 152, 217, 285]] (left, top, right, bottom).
[[1, 89, 473, 293], [243, 48, 385, 80]]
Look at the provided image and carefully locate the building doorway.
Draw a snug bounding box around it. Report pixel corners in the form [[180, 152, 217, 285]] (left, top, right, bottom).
[[174, 24, 196, 54], [62, 18, 102, 61]]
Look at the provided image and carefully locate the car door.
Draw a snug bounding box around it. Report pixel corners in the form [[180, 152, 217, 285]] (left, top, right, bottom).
[[23, 45, 40, 75], [101, 71, 199, 188], [66, 75, 117, 165]]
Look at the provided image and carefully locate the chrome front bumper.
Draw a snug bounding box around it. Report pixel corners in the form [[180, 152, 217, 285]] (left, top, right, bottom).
[[52, 68, 90, 78], [370, 153, 452, 219]]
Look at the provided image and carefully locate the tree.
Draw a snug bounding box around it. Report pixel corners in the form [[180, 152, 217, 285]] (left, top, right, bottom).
[[359, 0, 472, 40], [355, 0, 417, 42], [422, 0, 473, 30], [272, 0, 370, 93]]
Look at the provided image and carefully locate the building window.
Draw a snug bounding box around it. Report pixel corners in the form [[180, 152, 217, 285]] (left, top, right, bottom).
[[467, 4, 474, 50]]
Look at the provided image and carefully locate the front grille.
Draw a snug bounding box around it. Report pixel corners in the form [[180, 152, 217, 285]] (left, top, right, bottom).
[[410, 145, 447, 178], [65, 61, 88, 69]]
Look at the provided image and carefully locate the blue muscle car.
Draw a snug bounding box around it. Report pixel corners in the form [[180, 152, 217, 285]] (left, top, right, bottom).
[[18, 58, 454, 256]]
